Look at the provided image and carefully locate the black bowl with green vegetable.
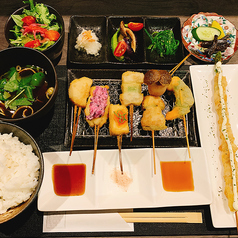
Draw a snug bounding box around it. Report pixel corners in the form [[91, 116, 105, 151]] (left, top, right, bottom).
[[144, 17, 184, 65], [4, 0, 64, 65], [0, 47, 58, 124]]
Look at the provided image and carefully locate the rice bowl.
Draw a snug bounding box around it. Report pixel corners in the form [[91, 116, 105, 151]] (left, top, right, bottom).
[[0, 122, 43, 224]]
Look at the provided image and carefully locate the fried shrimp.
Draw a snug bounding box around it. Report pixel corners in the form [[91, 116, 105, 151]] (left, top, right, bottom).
[[214, 61, 238, 212], [141, 95, 167, 131], [165, 76, 194, 121]]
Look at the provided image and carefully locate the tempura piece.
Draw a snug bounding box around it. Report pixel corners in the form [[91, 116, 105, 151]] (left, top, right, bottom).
[[68, 77, 93, 107], [214, 61, 238, 212], [109, 104, 129, 136], [141, 95, 167, 131], [119, 71, 144, 106], [85, 85, 110, 128], [165, 76, 194, 121]]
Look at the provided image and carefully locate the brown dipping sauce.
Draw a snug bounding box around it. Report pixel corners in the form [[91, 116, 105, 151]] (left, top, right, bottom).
[[52, 164, 86, 196], [160, 161, 194, 192]]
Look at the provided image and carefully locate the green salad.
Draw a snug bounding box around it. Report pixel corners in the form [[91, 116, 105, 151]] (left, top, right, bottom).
[[10, 0, 61, 51]]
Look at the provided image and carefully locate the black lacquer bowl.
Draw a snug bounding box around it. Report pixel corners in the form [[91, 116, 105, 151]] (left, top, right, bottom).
[[0, 47, 58, 124], [4, 4, 65, 65]]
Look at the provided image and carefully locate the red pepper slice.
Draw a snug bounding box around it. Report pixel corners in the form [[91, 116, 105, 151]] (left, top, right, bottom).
[[22, 16, 36, 26], [45, 30, 60, 41], [24, 39, 41, 48], [128, 22, 144, 31], [114, 40, 127, 57]]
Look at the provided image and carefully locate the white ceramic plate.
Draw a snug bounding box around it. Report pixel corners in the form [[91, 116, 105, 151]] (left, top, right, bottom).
[[38, 147, 211, 212], [190, 64, 238, 228]]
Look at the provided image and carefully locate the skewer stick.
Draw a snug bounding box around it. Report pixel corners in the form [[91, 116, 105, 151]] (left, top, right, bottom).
[[183, 115, 191, 158], [69, 105, 81, 156], [92, 125, 100, 174], [169, 53, 191, 76], [235, 211, 238, 233], [179, 89, 191, 159], [129, 104, 134, 141], [117, 135, 123, 174], [152, 130, 156, 174]]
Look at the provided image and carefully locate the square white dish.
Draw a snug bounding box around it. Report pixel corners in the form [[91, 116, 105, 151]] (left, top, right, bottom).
[[190, 64, 238, 228], [153, 147, 212, 207], [38, 147, 212, 212]]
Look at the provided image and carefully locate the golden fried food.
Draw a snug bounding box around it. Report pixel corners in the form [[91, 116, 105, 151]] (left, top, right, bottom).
[[144, 69, 172, 96], [68, 77, 93, 107], [109, 104, 129, 136], [141, 95, 167, 131], [165, 76, 194, 121], [119, 71, 144, 106], [214, 63, 238, 212], [85, 85, 110, 128]]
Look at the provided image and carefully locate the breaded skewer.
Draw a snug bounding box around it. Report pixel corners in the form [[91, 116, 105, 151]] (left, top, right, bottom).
[[120, 71, 144, 141], [109, 104, 129, 174], [68, 77, 93, 155], [141, 95, 167, 174], [85, 85, 110, 174], [214, 59, 238, 228]]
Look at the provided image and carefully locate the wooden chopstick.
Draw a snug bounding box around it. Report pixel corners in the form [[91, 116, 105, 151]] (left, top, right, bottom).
[[169, 53, 191, 76], [119, 212, 202, 223]]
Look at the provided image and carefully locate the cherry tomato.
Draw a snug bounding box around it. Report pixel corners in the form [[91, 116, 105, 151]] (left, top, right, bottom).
[[45, 30, 60, 41], [22, 16, 36, 26], [128, 22, 144, 31], [114, 40, 127, 57], [24, 40, 41, 48]]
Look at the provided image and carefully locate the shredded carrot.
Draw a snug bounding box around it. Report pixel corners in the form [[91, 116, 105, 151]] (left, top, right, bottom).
[[82, 30, 95, 42]]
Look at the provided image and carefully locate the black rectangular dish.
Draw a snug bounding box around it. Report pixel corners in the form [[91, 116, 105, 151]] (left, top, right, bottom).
[[67, 16, 184, 69], [64, 69, 199, 149]]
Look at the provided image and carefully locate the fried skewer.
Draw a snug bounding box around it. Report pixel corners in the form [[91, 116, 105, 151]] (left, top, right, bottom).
[[166, 76, 194, 158], [120, 71, 144, 141], [213, 55, 238, 225], [85, 85, 110, 174], [141, 96, 167, 174], [68, 77, 93, 156], [109, 104, 129, 174]]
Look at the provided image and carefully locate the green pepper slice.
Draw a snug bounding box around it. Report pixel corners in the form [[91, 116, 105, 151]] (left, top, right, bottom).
[[111, 29, 124, 61]]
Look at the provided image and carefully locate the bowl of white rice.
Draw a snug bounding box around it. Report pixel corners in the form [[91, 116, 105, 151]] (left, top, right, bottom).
[[0, 122, 43, 224]]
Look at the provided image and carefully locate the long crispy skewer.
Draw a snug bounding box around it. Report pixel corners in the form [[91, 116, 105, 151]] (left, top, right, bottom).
[[129, 104, 134, 141], [92, 125, 100, 174], [69, 105, 81, 156], [117, 135, 123, 174], [152, 130, 156, 174]]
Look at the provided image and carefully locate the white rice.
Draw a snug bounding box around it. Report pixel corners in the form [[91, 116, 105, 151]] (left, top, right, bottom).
[[75, 29, 102, 56], [0, 133, 40, 214]]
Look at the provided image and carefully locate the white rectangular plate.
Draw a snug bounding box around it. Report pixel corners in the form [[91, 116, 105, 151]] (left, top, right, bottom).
[[38, 147, 211, 212], [190, 64, 238, 228]]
